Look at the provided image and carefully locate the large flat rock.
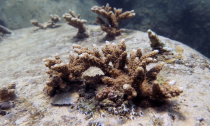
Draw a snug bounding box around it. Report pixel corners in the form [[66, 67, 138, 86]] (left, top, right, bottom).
[[0, 24, 210, 125]]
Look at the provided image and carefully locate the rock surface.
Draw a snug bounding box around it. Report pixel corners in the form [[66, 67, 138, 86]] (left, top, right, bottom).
[[0, 0, 97, 29], [0, 24, 210, 125]]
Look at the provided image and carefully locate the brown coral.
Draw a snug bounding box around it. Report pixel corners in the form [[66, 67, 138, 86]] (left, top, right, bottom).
[[74, 40, 182, 102], [63, 10, 88, 38], [44, 39, 183, 105], [30, 14, 61, 29], [0, 83, 16, 101], [148, 29, 173, 53], [91, 3, 135, 36], [43, 52, 88, 96]]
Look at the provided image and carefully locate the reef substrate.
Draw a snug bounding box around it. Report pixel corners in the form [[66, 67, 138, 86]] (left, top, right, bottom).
[[0, 24, 210, 125]]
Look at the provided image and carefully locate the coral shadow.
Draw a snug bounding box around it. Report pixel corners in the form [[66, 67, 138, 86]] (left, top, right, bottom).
[[134, 98, 186, 121], [70, 36, 88, 43]]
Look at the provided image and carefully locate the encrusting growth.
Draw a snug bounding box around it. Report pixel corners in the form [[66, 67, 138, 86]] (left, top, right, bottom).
[[91, 3, 135, 36], [63, 10, 88, 38], [43, 39, 183, 105], [30, 14, 61, 29]]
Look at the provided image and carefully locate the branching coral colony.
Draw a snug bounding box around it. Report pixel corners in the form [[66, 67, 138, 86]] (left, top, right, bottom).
[[63, 10, 88, 39], [43, 39, 183, 108], [30, 14, 61, 29], [91, 3, 135, 37]]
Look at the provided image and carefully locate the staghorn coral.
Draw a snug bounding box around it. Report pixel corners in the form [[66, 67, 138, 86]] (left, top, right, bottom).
[[91, 3, 135, 36], [43, 52, 88, 96], [44, 39, 183, 105], [30, 14, 61, 29], [63, 10, 88, 39], [0, 83, 16, 101]]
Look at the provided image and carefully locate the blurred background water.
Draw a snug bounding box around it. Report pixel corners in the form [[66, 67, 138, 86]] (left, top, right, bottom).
[[0, 0, 210, 58]]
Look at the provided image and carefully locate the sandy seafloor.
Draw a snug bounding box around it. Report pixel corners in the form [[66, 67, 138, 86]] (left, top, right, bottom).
[[0, 24, 210, 126]]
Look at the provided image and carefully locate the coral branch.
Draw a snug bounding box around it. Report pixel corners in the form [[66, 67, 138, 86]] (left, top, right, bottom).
[[30, 14, 61, 29], [91, 3, 135, 36], [63, 10, 88, 38], [148, 29, 173, 53]]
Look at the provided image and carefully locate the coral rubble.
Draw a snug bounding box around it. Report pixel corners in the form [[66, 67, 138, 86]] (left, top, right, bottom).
[[91, 3, 135, 36], [0, 83, 16, 101], [43, 39, 183, 106], [63, 10, 88, 38], [30, 14, 61, 29]]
